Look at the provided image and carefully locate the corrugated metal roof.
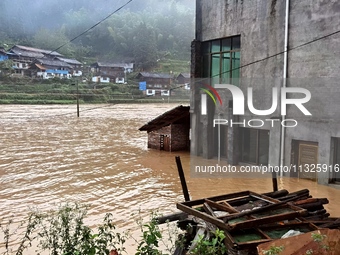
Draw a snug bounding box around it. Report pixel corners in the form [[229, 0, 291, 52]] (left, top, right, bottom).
[[0, 48, 7, 55], [34, 63, 47, 70], [178, 72, 190, 79], [56, 57, 82, 65], [91, 62, 133, 69], [36, 58, 72, 68], [138, 72, 174, 79], [10, 48, 45, 59], [13, 45, 62, 56], [139, 105, 190, 132], [94, 62, 125, 68]]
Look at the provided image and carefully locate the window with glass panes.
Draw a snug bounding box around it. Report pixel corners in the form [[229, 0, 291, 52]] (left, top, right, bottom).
[[202, 36, 240, 85]]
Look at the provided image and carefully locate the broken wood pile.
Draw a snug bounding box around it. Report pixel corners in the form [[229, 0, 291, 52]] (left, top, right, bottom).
[[170, 188, 340, 254]]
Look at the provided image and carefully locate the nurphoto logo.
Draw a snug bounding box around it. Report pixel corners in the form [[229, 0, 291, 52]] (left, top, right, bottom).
[[201, 84, 312, 128]]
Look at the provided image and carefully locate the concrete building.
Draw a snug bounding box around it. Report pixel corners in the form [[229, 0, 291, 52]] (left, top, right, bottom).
[[190, 0, 340, 185]]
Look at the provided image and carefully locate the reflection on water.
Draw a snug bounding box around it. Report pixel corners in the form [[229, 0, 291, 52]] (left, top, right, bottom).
[[0, 104, 340, 253]]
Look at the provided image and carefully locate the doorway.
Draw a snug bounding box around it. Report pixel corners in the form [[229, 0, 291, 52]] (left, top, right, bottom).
[[291, 140, 318, 181], [331, 137, 340, 183], [240, 128, 269, 165]]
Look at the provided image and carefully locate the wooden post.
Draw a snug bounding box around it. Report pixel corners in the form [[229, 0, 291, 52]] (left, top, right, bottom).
[[76, 80, 79, 117], [175, 156, 190, 202], [272, 171, 278, 192]]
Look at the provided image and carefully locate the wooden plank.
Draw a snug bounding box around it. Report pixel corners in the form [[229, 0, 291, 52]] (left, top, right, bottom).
[[294, 198, 329, 206], [223, 201, 288, 221], [263, 189, 289, 198], [181, 190, 251, 207], [248, 191, 281, 204], [155, 212, 187, 224], [204, 199, 239, 214], [175, 156, 190, 202], [176, 203, 229, 230], [319, 218, 340, 229], [228, 211, 303, 230], [260, 222, 319, 232], [203, 202, 216, 216]]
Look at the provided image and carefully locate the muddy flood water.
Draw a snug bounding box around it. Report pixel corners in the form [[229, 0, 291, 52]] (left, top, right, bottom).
[[1, 104, 340, 253]]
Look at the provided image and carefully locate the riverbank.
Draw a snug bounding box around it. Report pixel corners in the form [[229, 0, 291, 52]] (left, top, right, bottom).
[[0, 79, 190, 104]]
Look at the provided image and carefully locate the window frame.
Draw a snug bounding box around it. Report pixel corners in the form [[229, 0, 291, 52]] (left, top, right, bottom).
[[202, 35, 241, 84]]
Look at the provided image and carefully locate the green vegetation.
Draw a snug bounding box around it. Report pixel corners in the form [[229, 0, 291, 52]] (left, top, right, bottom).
[[0, 204, 229, 255], [189, 229, 228, 255], [305, 232, 330, 255], [0, 203, 171, 255], [0, 203, 127, 255], [0, 0, 194, 71], [262, 245, 285, 255], [0, 78, 190, 104]]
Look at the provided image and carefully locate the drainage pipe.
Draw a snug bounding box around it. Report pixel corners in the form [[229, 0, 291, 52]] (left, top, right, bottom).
[[280, 0, 290, 177]]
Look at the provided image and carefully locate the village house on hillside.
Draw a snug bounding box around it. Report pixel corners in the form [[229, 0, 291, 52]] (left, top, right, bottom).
[[191, 0, 340, 186], [5, 45, 82, 79], [139, 105, 190, 152], [176, 72, 190, 90], [136, 72, 174, 96], [56, 57, 83, 77], [29, 58, 72, 79], [90, 62, 131, 84], [0, 47, 9, 61]]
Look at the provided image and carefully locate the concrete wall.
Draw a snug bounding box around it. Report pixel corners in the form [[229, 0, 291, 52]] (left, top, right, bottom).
[[193, 0, 340, 184]]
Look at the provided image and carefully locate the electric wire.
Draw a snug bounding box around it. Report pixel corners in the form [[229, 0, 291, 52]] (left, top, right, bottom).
[[3, 5, 340, 118], [170, 28, 340, 91], [48, 0, 134, 55]]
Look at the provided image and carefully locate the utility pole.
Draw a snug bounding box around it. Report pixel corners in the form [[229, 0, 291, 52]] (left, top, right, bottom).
[[72, 80, 80, 117], [76, 80, 79, 117]]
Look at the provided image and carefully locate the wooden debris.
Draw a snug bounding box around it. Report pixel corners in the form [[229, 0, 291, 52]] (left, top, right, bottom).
[[257, 229, 340, 255], [174, 189, 340, 254]]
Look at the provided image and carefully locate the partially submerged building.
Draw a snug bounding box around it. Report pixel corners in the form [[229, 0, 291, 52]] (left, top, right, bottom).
[[139, 105, 190, 152], [190, 0, 340, 185]]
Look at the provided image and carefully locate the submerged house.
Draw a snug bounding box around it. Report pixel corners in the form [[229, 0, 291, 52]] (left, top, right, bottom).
[[139, 105, 190, 152], [191, 0, 340, 185]]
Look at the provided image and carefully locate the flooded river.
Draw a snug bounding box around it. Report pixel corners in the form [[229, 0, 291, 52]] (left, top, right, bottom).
[[1, 104, 340, 253]]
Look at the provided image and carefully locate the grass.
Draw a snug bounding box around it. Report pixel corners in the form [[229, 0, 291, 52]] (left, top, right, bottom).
[[154, 58, 190, 75], [0, 70, 190, 104]]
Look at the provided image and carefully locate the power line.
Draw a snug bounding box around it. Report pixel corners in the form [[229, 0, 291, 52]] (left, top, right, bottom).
[[49, 0, 134, 55], [4, 7, 340, 118], [170, 28, 340, 91]]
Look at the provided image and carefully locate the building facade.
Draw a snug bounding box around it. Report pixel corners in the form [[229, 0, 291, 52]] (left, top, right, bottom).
[[90, 62, 125, 84], [191, 0, 340, 185], [136, 72, 173, 96]]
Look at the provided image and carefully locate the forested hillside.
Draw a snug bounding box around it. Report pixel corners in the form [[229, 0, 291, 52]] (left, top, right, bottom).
[[0, 0, 195, 70]]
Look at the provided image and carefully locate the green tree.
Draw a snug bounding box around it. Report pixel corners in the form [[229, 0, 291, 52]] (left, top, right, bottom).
[[133, 22, 158, 71], [0, 59, 14, 77], [33, 28, 73, 56]]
